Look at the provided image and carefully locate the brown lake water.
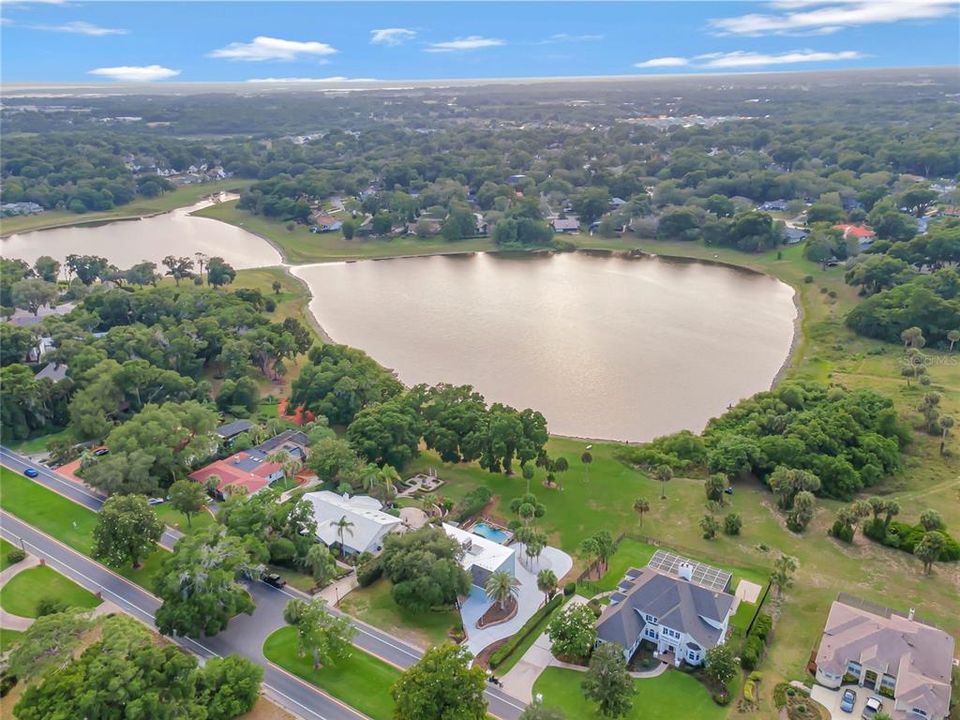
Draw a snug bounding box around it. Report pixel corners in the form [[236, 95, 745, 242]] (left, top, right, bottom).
[[293, 251, 797, 442]]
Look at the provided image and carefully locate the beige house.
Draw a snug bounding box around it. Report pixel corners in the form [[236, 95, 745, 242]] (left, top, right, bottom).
[[815, 599, 955, 720]]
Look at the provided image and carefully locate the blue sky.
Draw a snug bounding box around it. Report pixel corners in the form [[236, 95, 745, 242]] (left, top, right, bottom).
[[1, 1, 957, 83]]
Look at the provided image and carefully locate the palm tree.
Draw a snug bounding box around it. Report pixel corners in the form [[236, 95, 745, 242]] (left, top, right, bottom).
[[581, 450, 593, 482], [948, 329, 960, 352], [939, 415, 955, 455], [524, 529, 548, 568], [374, 465, 400, 505], [770, 554, 798, 598], [654, 464, 673, 499], [485, 570, 520, 610], [330, 515, 354, 553], [537, 569, 558, 604], [633, 497, 650, 527]]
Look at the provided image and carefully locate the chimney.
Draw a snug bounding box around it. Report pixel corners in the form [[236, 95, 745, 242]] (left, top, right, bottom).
[[908, 608, 916, 621], [678, 562, 693, 582]]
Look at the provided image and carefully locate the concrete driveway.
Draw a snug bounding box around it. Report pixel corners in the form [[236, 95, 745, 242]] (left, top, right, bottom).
[[811, 684, 884, 720]]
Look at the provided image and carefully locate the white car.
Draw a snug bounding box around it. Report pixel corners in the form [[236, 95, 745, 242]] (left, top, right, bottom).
[[861, 696, 883, 719]]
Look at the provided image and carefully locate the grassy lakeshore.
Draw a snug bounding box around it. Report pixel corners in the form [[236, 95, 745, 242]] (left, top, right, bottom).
[[0, 179, 253, 237]]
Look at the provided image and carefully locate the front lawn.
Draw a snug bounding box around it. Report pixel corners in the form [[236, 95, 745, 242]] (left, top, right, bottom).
[[8, 426, 75, 455], [533, 667, 726, 720], [338, 578, 458, 648], [0, 538, 22, 571], [0, 468, 166, 588], [263, 626, 400, 720], [154, 504, 215, 534], [0, 564, 102, 618]]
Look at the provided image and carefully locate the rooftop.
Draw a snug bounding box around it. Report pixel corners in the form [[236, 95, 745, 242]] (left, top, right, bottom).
[[443, 522, 515, 576], [188, 450, 281, 495], [647, 550, 732, 593], [303, 490, 402, 551]]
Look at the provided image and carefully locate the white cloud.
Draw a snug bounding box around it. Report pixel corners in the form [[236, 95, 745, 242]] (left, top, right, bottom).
[[710, 0, 956, 36], [425, 35, 504, 52], [30, 20, 127, 35], [245, 76, 377, 83], [634, 56, 690, 68], [88, 65, 180, 82], [541, 33, 604, 44], [209, 36, 338, 62], [370, 28, 416, 46], [634, 49, 865, 71]]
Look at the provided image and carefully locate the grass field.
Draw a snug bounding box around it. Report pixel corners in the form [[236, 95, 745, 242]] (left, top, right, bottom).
[[0, 467, 167, 588], [154, 504, 215, 534], [0, 564, 102, 618], [533, 667, 726, 720], [263, 626, 400, 720], [193, 201, 498, 264], [7, 427, 75, 455], [338, 578, 459, 648], [0, 180, 253, 236]]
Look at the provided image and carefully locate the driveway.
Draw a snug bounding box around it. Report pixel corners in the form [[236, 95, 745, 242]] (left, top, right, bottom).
[[461, 545, 573, 657], [811, 683, 882, 720]]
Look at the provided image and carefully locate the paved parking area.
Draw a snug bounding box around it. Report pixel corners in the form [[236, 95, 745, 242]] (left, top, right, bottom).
[[811, 683, 884, 720]]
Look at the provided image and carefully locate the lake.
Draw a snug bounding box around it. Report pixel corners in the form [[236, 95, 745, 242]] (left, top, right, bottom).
[[1, 201, 282, 270], [293, 252, 796, 442]]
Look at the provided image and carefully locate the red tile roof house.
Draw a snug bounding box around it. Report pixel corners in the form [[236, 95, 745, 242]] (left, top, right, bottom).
[[189, 450, 284, 500], [834, 223, 877, 250]]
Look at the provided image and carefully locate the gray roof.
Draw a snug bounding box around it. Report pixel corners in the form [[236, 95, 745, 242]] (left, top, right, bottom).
[[217, 419, 254, 439], [256, 429, 310, 458], [596, 567, 735, 651], [35, 362, 68, 383]]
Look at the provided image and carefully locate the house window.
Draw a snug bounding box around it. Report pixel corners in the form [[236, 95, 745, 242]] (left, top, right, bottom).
[[911, 709, 927, 718], [880, 675, 896, 689], [646, 615, 657, 624], [846, 661, 862, 675]]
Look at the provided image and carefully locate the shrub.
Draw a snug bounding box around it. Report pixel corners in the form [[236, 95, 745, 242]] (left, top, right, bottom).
[[36, 596, 69, 617], [752, 613, 773, 642], [563, 581, 577, 596], [830, 520, 854, 543], [712, 691, 731, 706], [773, 683, 790, 709], [723, 513, 742, 536], [268, 538, 296, 565], [740, 635, 764, 670], [453, 486, 493, 524], [803, 275, 814, 283], [6, 547, 26, 565], [0, 672, 16, 698], [357, 556, 383, 587]]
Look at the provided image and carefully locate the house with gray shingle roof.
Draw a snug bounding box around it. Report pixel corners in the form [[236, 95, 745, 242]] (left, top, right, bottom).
[[595, 561, 735, 666], [815, 599, 954, 720]]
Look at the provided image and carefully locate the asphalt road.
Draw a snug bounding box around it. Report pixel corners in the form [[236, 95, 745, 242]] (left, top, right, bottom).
[[0, 447, 527, 720]]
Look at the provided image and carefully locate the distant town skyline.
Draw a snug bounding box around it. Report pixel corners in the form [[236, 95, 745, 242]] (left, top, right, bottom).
[[1, 1, 957, 84]]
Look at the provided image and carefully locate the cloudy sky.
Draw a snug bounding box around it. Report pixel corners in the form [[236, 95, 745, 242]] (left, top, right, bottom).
[[1, 1, 957, 83]]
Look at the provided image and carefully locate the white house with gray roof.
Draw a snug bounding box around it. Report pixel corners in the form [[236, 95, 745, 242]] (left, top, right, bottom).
[[303, 491, 402, 556], [442, 522, 515, 592], [815, 599, 954, 720], [595, 561, 735, 666]]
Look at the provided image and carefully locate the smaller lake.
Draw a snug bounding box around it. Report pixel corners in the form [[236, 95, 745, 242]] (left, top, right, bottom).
[[293, 252, 797, 442], [1, 201, 282, 270]]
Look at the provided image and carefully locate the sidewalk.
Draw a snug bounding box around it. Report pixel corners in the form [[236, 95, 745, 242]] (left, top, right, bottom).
[[0, 554, 42, 631]]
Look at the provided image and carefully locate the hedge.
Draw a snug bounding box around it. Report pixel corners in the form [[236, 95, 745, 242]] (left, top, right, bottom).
[[357, 556, 383, 587], [454, 487, 493, 524], [489, 594, 563, 668]]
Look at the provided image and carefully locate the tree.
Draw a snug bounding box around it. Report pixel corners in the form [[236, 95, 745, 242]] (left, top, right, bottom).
[[787, 490, 817, 532], [33, 256, 61, 283], [654, 464, 673, 499], [301, 543, 337, 584], [915, 531, 946, 574], [330, 515, 355, 551], [154, 526, 255, 638], [168, 478, 207, 528], [92, 494, 163, 569], [537, 569, 558, 603], [581, 450, 593, 482], [901, 326, 925, 348], [723, 513, 742, 536], [207, 256, 237, 287], [633, 496, 650, 526], [161, 255, 194, 286], [939, 415, 955, 455], [948, 329, 959, 352], [282, 598, 356, 669], [581, 530, 615, 573], [65, 254, 109, 285], [7, 609, 93, 682], [769, 554, 798, 598], [379, 526, 471, 611], [704, 643, 737, 689], [700, 514, 720, 539], [511, 492, 546, 525], [11, 278, 58, 316], [392, 643, 487, 720], [582, 641, 634, 717], [197, 655, 263, 720], [768, 466, 821, 511], [705, 474, 726, 504], [271, 279, 282, 294], [919, 509, 945, 531], [524, 528, 548, 567], [547, 603, 598, 661], [485, 569, 520, 610], [125, 261, 160, 286], [520, 702, 566, 720]]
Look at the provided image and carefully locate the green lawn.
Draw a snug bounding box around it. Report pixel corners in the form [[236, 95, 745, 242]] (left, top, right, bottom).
[[533, 667, 726, 720], [263, 626, 400, 720], [154, 504, 215, 534], [579, 538, 658, 594], [8, 427, 75, 455], [0, 467, 166, 588], [265, 563, 318, 594], [0, 564, 102, 618], [193, 201, 497, 264], [0, 179, 253, 236], [0, 538, 23, 571], [338, 578, 458, 648], [0, 628, 23, 653]]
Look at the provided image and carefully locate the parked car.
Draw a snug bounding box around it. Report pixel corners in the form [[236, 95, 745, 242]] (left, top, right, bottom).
[[93, 448, 110, 457], [840, 688, 857, 713], [147, 497, 165, 506], [862, 696, 883, 719], [23, 467, 39, 478], [724, 486, 734, 495], [261, 572, 287, 589]]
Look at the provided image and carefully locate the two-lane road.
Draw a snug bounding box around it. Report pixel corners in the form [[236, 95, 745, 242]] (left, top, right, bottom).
[[0, 448, 526, 720]]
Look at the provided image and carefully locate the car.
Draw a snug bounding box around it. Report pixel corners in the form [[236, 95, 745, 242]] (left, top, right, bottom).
[[261, 572, 287, 589], [840, 688, 857, 713], [23, 467, 39, 478], [93, 448, 110, 457], [861, 696, 883, 719], [147, 497, 165, 506], [724, 486, 734, 495]]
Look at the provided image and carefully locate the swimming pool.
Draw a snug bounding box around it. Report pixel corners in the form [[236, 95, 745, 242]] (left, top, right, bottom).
[[471, 521, 513, 545]]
